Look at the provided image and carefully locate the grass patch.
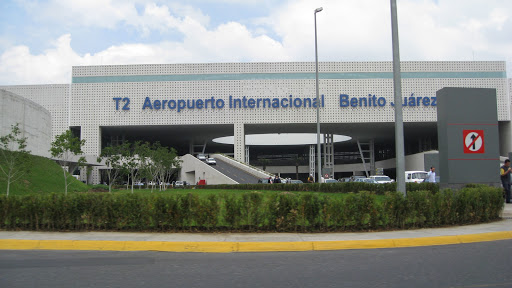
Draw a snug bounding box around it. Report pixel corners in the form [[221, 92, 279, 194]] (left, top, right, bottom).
[[0, 154, 89, 196]]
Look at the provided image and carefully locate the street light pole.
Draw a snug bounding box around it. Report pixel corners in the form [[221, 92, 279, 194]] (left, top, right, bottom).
[[390, 0, 406, 195], [315, 7, 323, 183]]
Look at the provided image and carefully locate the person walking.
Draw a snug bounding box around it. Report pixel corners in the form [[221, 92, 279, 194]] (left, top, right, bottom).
[[427, 167, 436, 183], [500, 159, 511, 203], [307, 174, 314, 183]]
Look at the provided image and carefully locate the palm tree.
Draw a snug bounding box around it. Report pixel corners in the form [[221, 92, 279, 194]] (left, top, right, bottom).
[[260, 159, 270, 171]]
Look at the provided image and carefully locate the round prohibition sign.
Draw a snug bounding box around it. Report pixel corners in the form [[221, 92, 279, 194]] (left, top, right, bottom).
[[464, 131, 484, 153]]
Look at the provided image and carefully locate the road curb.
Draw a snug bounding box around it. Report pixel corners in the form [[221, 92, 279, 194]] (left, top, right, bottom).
[[1, 231, 511, 253]]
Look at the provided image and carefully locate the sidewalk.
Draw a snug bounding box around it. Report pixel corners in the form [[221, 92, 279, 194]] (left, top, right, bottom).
[[0, 204, 511, 253]]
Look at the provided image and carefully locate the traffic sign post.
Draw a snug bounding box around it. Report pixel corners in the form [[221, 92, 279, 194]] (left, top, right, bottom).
[[463, 130, 485, 154], [437, 88, 500, 186]]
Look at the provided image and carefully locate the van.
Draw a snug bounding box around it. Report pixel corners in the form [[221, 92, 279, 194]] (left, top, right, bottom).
[[405, 171, 428, 183]]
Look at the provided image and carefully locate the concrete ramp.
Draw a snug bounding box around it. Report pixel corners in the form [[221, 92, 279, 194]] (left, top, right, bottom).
[[179, 154, 237, 185], [211, 154, 274, 184]]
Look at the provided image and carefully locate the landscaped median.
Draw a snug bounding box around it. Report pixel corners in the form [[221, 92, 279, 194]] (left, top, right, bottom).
[[0, 184, 504, 232]]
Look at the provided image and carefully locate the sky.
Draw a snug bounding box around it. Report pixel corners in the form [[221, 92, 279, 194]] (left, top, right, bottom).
[[0, 0, 511, 85]]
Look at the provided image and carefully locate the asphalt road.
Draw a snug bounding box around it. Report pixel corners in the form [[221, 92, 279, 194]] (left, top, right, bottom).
[[209, 157, 261, 184], [1, 240, 511, 288]]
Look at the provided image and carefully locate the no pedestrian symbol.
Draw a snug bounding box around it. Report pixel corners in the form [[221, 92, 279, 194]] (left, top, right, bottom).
[[463, 130, 485, 154]]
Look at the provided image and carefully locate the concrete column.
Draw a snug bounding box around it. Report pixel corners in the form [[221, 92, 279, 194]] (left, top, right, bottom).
[[309, 145, 316, 181], [499, 121, 512, 156], [189, 140, 194, 155], [234, 123, 245, 162], [81, 125, 101, 184]]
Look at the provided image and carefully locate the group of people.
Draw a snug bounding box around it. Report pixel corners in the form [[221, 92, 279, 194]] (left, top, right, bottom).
[[424, 163, 510, 204], [267, 176, 285, 184], [263, 162, 511, 203], [430, 161, 512, 203]]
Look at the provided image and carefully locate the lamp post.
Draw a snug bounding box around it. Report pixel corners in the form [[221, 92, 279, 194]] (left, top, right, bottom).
[[314, 7, 323, 183], [390, 0, 406, 195]]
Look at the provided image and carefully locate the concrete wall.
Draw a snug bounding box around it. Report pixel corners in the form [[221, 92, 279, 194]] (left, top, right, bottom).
[[0, 89, 51, 157], [179, 154, 237, 185]]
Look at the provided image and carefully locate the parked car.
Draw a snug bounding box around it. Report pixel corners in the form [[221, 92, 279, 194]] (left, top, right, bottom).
[[353, 178, 367, 183], [350, 175, 366, 182], [338, 177, 351, 183], [369, 175, 394, 184], [288, 180, 303, 184], [258, 178, 271, 184], [206, 158, 216, 165], [173, 181, 185, 188], [197, 154, 206, 161], [405, 171, 428, 183], [324, 179, 338, 183], [363, 178, 379, 184]]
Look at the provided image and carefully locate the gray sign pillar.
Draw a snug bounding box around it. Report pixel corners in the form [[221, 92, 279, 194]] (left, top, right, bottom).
[[437, 87, 500, 187]]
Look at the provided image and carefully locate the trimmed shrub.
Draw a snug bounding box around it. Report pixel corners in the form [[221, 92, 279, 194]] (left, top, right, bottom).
[[205, 182, 438, 195], [0, 186, 504, 232]]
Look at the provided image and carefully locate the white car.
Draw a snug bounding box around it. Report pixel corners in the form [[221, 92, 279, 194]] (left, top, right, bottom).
[[206, 158, 216, 165], [173, 181, 185, 188], [197, 154, 206, 161], [405, 171, 428, 183], [369, 175, 394, 184]]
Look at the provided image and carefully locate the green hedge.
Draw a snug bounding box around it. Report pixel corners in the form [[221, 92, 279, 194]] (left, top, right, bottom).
[[0, 186, 503, 232], [204, 182, 440, 195]]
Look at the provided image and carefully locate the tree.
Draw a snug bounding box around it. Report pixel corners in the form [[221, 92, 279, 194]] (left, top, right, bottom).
[[50, 130, 86, 196], [122, 141, 144, 194], [154, 145, 181, 191], [260, 159, 270, 171], [137, 141, 158, 192], [97, 142, 129, 193], [292, 154, 305, 180], [0, 123, 31, 197]]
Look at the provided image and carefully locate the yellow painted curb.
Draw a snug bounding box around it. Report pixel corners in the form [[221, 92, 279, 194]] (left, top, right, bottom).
[[456, 231, 512, 243], [0, 231, 511, 253], [238, 241, 313, 252], [314, 239, 396, 250], [392, 236, 461, 247]]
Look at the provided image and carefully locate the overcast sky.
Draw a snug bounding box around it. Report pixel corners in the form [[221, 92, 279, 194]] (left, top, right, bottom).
[[0, 0, 510, 85]]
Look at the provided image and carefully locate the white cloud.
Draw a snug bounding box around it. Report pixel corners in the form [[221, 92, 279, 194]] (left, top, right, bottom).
[[1, 0, 511, 85], [23, 0, 210, 35], [0, 23, 288, 84], [33, 0, 139, 29], [0, 34, 81, 84]]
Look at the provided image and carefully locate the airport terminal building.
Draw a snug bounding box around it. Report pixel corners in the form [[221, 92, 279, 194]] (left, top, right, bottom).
[[1, 61, 511, 184]]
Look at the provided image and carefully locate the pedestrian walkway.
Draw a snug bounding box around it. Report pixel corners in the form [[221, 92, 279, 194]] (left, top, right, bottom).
[[1, 204, 511, 253]]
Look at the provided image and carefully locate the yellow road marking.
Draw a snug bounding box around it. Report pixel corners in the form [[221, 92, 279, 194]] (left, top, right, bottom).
[[0, 231, 511, 253]]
